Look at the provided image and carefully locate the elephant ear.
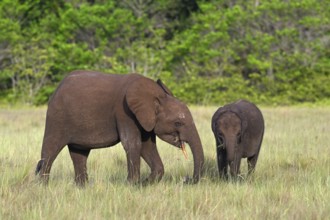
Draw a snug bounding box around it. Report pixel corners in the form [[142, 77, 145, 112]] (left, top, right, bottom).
[[229, 105, 248, 134], [156, 79, 173, 96], [240, 114, 248, 134], [212, 107, 227, 133], [126, 76, 163, 132]]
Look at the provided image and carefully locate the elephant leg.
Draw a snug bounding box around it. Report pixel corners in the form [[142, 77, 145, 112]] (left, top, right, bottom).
[[216, 147, 228, 179], [37, 137, 66, 184], [247, 153, 259, 175], [141, 135, 164, 184], [125, 150, 141, 184], [68, 144, 90, 186], [121, 139, 142, 184], [118, 122, 143, 184]]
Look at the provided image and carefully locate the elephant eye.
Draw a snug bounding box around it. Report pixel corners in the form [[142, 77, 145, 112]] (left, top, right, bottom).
[[175, 121, 183, 128]]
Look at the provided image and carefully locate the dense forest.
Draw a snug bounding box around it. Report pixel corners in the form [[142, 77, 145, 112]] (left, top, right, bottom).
[[0, 0, 329, 105]]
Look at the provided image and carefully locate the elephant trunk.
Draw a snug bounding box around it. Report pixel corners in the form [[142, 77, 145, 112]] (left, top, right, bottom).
[[186, 127, 204, 183], [225, 137, 240, 177], [226, 137, 236, 162]]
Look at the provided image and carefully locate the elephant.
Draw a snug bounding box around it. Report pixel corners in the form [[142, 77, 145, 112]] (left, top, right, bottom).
[[35, 70, 204, 185], [211, 100, 264, 179]]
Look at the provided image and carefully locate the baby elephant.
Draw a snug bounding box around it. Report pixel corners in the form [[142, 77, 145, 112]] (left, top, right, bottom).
[[211, 100, 264, 179]]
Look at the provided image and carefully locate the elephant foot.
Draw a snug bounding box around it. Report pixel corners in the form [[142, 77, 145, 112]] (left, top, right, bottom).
[[140, 176, 160, 186], [126, 177, 141, 186], [141, 178, 153, 186], [74, 177, 88, 187], [228, 174, 245, 182], [183, 176, 199, 184], [220, 175, 229, 181], [35, 173, 50, 186], [35, 159, 51, 185]]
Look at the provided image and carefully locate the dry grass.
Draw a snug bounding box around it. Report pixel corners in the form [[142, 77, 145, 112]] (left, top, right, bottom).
[[0, 106, 329, 219]]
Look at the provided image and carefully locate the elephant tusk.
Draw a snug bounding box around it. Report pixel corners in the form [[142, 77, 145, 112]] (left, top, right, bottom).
[[217, 143, 225, 149], [181, 141, 188, 160]]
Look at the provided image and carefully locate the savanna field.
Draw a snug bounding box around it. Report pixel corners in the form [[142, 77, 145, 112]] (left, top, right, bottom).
[[0, 106, 329, 219]]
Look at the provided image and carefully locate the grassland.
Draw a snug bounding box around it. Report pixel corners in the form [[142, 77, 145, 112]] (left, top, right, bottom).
[[0, 106, 329, 220]]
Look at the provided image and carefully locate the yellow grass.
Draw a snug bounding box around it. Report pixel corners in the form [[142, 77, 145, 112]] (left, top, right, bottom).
[[0, 106, 329, 219]]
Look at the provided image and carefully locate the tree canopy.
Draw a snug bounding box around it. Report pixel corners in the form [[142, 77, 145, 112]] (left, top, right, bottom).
[[0, 0, 329, 105]]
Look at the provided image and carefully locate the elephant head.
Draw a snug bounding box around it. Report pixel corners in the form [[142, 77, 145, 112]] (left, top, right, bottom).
[[126, 77, 204, 183]]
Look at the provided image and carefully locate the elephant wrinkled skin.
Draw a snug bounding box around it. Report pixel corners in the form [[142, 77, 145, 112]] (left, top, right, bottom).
[[211, 100, 264, 179], [36, 70, 204, 185]]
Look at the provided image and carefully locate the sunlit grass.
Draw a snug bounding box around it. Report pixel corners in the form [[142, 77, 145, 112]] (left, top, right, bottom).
[[0, 106, 329, 219]]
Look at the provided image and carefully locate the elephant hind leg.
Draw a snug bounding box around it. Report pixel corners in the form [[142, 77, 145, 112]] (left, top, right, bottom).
[[141, 138, 164, 184], [68, 144, 90, 186], [248, 133, 264, 175], [38, 138, 66, 184], [247, 153, 259, 175]]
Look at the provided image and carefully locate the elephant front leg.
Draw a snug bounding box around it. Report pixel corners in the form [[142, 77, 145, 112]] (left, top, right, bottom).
[[141, 135, 164, 184], [125, 150, 141, 184], [216, 147, 228, 179], [119, 121, 143, 184]]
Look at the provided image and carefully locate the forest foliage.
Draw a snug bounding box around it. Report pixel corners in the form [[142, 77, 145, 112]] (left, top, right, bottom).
[[0, 0, 329, 105]]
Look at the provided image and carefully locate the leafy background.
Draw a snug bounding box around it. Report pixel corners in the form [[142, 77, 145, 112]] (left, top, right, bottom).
[[0, 0, 329, 105]]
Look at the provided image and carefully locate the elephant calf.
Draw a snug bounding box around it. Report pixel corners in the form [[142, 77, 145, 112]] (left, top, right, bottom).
[[211, 100, 264, 179]]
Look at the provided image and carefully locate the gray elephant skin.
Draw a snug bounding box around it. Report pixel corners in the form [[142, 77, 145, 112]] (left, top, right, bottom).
[[36, 70, 204, 185], [211, 100, 264, 179]]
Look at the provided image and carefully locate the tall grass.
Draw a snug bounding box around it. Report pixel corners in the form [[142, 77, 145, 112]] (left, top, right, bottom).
[[0, 106, 329, 219]]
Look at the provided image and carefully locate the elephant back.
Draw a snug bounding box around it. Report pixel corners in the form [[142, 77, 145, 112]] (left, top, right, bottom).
[[233, 100, 264, 137]]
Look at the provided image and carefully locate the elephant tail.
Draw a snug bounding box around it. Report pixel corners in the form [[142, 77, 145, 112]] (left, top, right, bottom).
[[35, 159, 44, 175]]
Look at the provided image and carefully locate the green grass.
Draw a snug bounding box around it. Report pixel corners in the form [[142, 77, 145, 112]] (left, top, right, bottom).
[[0, 106, 329, 219]]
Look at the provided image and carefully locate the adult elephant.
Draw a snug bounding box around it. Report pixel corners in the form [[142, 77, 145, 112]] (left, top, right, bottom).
[[36, 70, 204, 185]]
